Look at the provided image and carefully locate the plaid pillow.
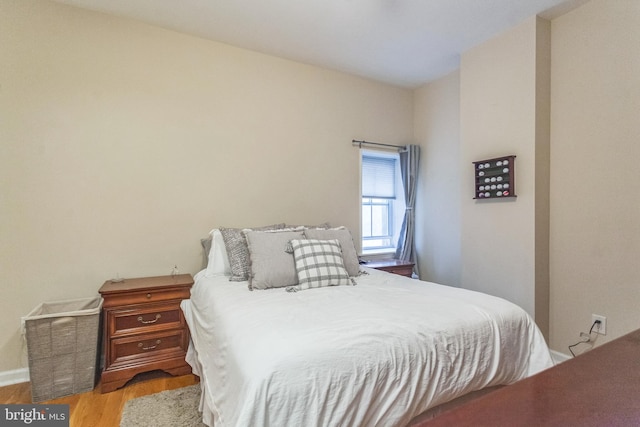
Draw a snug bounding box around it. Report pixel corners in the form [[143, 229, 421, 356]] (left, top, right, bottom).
[[303, 226, 360, 276], [286, 239, 355, 292]]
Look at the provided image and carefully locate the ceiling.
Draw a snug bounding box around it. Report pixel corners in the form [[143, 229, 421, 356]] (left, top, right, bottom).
[[52, 0, 587, 88]]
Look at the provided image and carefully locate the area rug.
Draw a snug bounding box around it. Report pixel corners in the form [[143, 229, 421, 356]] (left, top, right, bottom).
[[120, 384, 205, 427]]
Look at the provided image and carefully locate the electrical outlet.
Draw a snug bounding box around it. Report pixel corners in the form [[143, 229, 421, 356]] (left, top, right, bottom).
[[592, 314, 607, 335]]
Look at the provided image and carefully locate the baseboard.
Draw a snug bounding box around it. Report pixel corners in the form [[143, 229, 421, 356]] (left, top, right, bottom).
[[550, 349, 571, 365], [0, 368, 30, 387]]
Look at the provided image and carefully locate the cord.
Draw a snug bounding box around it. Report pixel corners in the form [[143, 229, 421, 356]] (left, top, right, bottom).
[[568, 320, 601, 357]]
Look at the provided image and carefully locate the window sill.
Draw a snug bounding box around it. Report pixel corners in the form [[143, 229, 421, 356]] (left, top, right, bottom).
[[360, 248, 396, 258]]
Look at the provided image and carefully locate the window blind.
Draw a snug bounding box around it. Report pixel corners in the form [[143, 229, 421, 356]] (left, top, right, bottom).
[[362, 155, 396, 199]]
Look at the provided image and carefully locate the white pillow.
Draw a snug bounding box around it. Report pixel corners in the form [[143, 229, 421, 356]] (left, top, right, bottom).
[[205, 229, 230, 277]]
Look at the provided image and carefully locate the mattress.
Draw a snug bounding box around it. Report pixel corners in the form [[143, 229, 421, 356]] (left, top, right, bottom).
[[181, 268, 553, 427]]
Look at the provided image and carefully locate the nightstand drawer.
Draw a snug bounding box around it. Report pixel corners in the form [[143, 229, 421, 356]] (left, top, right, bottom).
[[111, 330, 187, 364], [102, 288, 191, 308], [111, 304, 183, 336]]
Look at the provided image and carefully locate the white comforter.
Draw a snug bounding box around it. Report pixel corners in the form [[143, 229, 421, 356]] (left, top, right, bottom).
[[182, 268, 552, 427]]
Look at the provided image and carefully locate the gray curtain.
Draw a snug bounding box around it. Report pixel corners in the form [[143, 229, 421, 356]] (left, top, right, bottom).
[[395, 144, 420, 277]]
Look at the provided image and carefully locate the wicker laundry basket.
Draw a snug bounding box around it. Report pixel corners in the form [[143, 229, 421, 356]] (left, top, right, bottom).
[[24, 296, 103, 402]]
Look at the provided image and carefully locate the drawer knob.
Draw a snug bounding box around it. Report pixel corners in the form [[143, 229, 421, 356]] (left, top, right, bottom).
[[138, 339, 161, 351], [137, 314, 161, 324], [146, 293, 152, 299]]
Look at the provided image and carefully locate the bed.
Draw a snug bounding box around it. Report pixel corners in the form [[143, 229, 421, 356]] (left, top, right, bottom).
[[181, 226, 553, 427]]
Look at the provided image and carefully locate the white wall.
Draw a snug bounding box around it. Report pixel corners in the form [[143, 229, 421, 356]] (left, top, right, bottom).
[[549, 0, 640, 351], [414, 71, 461, 286], [0, 0, 413, 372]]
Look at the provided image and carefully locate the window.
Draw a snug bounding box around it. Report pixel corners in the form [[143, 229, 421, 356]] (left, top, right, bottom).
[[362, 197, 393, 249], [361, 151, 404, 253]]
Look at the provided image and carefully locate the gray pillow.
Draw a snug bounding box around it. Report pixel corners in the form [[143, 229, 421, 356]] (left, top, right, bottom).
[[303, 227, 360, 276], [220, 223, 285, 281], [244, 229, 305, 290], [285, 222, 331, 229], [285, 239, 354, 292]]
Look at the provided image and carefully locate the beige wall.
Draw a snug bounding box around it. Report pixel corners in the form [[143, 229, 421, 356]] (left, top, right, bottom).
[[414, 71, 461, 286], [549, 0, 640, 351], [0, 0, 413, 372], [416, 0, 639, 354], [459, 16, 550, 337], [3, 0, 638, 376]]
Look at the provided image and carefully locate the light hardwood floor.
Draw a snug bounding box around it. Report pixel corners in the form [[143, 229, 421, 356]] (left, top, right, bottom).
[[0, 372, 199, 426], [0, 371, 493, 426]]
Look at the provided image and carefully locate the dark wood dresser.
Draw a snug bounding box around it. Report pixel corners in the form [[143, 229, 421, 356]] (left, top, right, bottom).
[[98, 274, 193, 393], [365, 259, 414, 277], [418, 328, 640, 426]]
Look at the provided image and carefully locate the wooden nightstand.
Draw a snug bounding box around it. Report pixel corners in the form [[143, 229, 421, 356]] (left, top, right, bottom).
[[365, 259, 415, 278], [98, 274, 194, 393]]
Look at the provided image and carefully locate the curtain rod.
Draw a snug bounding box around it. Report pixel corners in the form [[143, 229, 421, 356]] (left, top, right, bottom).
[[352, 139, 405, 150]]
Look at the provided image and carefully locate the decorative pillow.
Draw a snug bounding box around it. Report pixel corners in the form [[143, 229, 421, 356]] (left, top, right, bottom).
[[285, 222, 331, 230], [303, 226, 360, 276], [220, 223, 286, 281], [203, 229, 230, 277], [285, 239, 355, 292], [244, 229, 305, 290]]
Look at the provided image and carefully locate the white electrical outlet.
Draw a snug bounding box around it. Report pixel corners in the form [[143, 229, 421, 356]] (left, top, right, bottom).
[[592, 314, 607, 335]]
